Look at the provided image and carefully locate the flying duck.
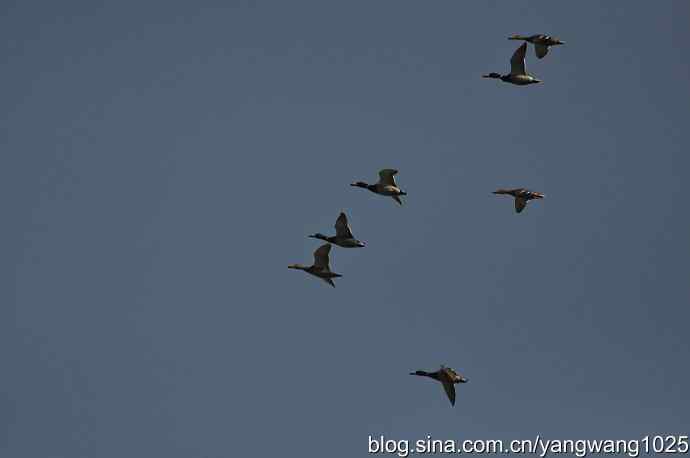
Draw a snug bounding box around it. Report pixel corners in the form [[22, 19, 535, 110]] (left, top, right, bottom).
[[288, 243, 342, 288], [509, 34, 564, 59], [351, 169, 407, 205], [410, 365, 469, 406], [483, 43, 542, 85], [493, 188, 545, 213], [309, 212, 365, 248]]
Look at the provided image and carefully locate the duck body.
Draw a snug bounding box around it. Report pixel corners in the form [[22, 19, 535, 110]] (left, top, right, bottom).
[[509, 34, 564, 59], [351, 169, 406, 205], [483, 73, 541, 85], [309, 234, 364, 248], [309, 212, 365, 248], [288, 243, 342, 287], [410, 365, 468, 406], [483, 43, 542, 86], [290, 264, 343, 281], [493, 188, 545, 213]]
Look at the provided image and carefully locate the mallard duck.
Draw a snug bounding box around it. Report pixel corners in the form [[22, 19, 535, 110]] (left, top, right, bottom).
[[493, 188, 545, 213], [410, 365, 468, 406], [309, 212, 365, 248], [351, 169, 407, 205], [509, 34, 564, 59], [483, 43, 542, 85], [288, 243, 342, 288]]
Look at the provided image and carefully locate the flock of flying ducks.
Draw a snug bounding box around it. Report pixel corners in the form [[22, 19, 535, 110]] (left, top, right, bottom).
[[289, 34, 563, 406], [483, 34, 564, 85]]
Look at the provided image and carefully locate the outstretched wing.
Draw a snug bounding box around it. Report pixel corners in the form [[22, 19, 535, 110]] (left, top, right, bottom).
[[515, 197, 527, 213], [392, 195, 403, 206], [535, 43, 549, 59], [441, 379, 456, 406], [313, 243, 332, 270], [334, 212, 354, 239], [510, 43, 527, 75], [378, 169, 399, 187]]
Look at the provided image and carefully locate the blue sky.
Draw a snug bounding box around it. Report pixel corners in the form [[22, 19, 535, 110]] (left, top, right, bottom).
[[2, 1, 689, 457]]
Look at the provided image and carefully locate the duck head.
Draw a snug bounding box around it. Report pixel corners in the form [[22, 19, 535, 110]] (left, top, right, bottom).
[[350, 181, 369, 188], [482, 73, 502, 79], [288, 264, 306, 270], [410, 370, 430, 377]]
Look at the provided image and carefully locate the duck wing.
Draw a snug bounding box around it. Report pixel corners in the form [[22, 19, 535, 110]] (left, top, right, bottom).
[[515, 197, 527, 213], [535, 43, 549, 59], [392, 195, 403, 206], [441, 377, 456, 406], [334, 212, 354, 239], [378, 169, 399, 187], [510, 43, 527, 75], [313, 243, 332, 270]]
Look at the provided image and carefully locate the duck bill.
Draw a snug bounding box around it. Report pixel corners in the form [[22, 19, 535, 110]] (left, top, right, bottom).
[[534, 193, 545, 199]]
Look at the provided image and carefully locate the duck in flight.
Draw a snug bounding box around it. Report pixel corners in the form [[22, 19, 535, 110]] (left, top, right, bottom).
[[410, 365, 468, 406], [483, 43, 542, 85], [288, 243, 342, 288], [351, 169, 407, 205], [309, 212, 365, 248], [493, 188, 545, 213], [509, 34, 564, 59]]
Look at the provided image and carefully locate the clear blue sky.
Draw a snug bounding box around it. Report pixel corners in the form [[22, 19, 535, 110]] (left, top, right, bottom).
[[2, 1, 689, 457]]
